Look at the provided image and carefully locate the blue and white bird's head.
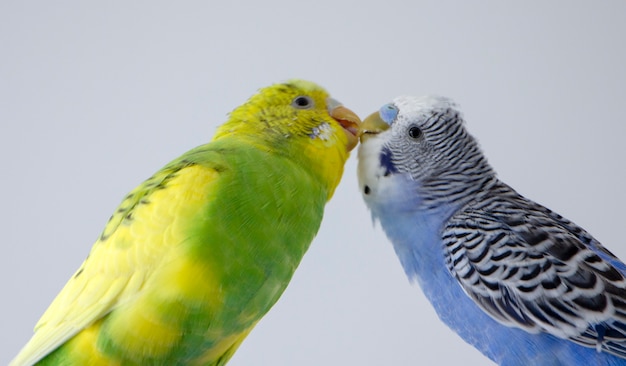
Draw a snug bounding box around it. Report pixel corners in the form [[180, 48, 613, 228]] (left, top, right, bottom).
[[357, 96, 494, 212]]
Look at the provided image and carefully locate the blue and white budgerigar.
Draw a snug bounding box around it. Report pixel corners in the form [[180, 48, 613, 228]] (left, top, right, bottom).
[[357, 96, 626, 365]]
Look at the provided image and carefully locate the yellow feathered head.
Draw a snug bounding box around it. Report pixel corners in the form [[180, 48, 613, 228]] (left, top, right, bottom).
[[213, 79, 361, 200]]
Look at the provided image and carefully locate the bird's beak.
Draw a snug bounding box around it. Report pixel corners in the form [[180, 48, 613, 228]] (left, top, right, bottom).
[[359, 112, 390, 143], [327, 98, 361, 152]]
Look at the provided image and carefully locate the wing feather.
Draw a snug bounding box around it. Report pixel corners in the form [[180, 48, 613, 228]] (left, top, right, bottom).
[[442, 185, 626, 358], [12, 157, 221, 366]]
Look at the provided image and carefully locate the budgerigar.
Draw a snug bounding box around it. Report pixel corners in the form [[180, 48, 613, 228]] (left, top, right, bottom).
[[11, 80, 361, 366], [357, 96, 626, 365]]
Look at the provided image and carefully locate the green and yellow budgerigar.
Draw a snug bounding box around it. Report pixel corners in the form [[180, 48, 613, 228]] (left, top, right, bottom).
[[11, 80, 361, 366]]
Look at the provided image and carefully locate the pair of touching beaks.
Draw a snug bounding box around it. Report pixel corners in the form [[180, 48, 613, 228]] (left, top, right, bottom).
[[327, 98, 394, 149]]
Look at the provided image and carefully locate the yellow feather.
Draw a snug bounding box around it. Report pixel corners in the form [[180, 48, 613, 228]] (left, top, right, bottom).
[[11, 165, 220, 366]]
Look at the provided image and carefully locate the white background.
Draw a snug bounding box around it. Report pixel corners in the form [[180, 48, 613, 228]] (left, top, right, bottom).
[[2, 1, 625, 365]]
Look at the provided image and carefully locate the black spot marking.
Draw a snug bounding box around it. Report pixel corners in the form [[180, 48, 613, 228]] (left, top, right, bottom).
[[521, 265, 542, 281], [596, 324, 606, 344], [541, 276, 562, 290], [599, 266, 624, 282], [574, 293, 607, 312], [503, 267, 520, 280], [520, 231, 549, 247], [379, 147, 397, 177], [547, 242, 579, 262], [568, 270, 597, 289], [518, 283, 538, 293], [481, 279, 500, 291], [477, 265, 498, 276]]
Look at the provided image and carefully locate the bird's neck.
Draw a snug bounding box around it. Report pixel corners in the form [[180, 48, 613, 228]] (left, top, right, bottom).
[[418, 160, 498, 212], [376, 167, 498, 287], [375, 195, 453, 280]]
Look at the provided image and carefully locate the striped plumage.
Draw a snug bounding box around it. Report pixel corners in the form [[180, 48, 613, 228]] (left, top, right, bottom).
[[12, 80, 360, 366], [357, 95, 626, 365]]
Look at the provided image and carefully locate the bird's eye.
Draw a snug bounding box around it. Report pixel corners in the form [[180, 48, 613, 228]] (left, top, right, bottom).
[[408, 126, 422, 139], [291, 96, 314, 109]]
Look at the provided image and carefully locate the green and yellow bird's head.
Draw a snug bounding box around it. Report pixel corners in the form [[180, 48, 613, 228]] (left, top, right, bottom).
[[214, 79, 361, 200]]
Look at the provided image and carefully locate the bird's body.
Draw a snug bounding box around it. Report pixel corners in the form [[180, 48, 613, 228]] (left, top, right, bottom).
[[12, 80, 360, 366], [358, 96, 626, 365]]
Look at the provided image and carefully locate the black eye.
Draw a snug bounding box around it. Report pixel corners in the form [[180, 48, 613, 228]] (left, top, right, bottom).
[[408, 126, 422, 139], [291, 96, 314, 109]]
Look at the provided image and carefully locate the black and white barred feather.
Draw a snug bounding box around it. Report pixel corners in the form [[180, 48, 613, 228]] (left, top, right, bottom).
[[443, 181, 626, 358]]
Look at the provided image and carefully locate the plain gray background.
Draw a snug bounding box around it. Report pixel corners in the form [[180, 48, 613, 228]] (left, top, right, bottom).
[[2, 1, 625, 365]]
